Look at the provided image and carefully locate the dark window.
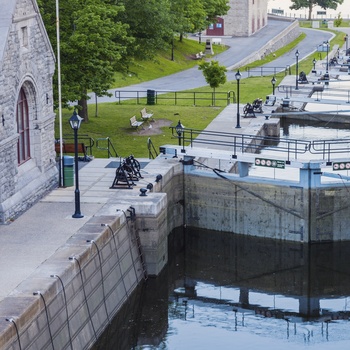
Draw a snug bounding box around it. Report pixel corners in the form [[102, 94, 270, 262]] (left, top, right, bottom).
[[17, 88, 30, 164]]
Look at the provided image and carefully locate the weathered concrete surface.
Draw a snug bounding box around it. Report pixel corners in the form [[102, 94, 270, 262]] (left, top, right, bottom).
[[182, 164, 350, 242]]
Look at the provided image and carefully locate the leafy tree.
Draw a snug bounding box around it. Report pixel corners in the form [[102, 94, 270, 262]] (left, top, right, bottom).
[[169, 0, 229, 42], [38, 0, 133, 121], [202, 0, 230, 24], [334, 12, 342, 27], [198, 60, 227, 104], [289, 0, 344, 20], [116, 0, 173, 60]]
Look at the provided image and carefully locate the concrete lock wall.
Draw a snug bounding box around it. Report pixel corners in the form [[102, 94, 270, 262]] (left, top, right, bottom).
[[0, 158, 183, 350], [3, 151, 350, 348], [183, 166, 350, 242], [0, 215, 145, 350]]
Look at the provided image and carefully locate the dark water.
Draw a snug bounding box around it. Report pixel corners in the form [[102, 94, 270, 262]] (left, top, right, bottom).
[[94, 227, 350, 350]]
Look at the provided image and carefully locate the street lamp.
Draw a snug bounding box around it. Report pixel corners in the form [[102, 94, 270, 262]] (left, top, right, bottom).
[[295, 50, 299, 90], [69, 110, 84, 219], [345, 34, 348, 52], [324, 41, 329, 85], [235, 70, 241, 128], [175, 120, 184, 146], [271, 76, 276, 95], [312, 58, 316, 71]]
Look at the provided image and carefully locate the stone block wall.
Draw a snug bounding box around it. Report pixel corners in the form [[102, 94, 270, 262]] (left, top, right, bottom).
[[0, 214, 145, 349], [224, 0, 268, 36], [0, 0, 57, 224]]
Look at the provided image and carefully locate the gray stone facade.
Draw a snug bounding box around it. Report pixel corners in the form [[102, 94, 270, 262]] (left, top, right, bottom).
[[224, 0, 268, 36], [0, 0, 57, 223]]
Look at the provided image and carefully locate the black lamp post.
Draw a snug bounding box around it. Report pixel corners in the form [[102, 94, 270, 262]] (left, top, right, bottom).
[[271, 76, 276, 95], [235, 70, 241, 128], [324, 41, 329, 85], [324, 41, 329, 72], [175, 120, 184, 146], [345, 34, 348, 52], [295, 50, 299, 90], [69, 110, 84, 219]]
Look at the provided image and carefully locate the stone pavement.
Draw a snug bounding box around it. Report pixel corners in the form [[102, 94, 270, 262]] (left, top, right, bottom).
[[0, 24, 350, 310]]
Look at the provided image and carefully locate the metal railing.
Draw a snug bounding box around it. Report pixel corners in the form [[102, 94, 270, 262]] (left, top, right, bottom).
[[114, 90, 235, 106], [310, 138, 350, 163], [95, 137, 118, 158], [147, 138, 158, 159], [169, 127, 350, 163], [245, 66, 291, 77]]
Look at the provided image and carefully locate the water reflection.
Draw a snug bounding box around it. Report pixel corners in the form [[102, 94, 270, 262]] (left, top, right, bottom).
[[94, 228, 350, 349], [280, 117, 350, 140]]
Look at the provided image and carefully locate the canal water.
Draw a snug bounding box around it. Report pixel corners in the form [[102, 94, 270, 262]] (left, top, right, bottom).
[[93, 227, 350, 350], [92, 120, 350, 349]]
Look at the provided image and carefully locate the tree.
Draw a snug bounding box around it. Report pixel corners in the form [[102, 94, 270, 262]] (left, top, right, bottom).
[[202, 0, 230, 24], [289, 0, 344, 20], [116, 0, 173, 60], [169, 0, 229, 42], [198, 60, 227, 104], [38, 0, 133, 122]]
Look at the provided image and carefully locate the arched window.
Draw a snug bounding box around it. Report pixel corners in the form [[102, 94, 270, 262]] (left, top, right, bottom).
[[17, 88, 30, 164]]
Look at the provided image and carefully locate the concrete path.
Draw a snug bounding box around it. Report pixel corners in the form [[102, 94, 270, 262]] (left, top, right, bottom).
[[92, 20, 334, 104]]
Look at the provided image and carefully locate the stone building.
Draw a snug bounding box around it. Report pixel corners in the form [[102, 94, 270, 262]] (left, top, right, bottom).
[[207, 0, 268, 37], [0, 0, 57, 223]]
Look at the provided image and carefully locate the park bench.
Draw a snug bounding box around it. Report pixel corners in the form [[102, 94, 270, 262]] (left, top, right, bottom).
[[193, 52, 205, 60], [130, 115, 144, 131], [55, 142, 89, 161], [140, 107, 154, 122]]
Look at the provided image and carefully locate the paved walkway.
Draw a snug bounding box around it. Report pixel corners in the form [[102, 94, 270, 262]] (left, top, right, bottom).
[[92, 20, 334, 104], [0, 23, 349, 307]]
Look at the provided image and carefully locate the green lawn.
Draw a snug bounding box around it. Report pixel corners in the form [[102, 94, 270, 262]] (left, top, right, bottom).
[[56, 29, 348, 159]]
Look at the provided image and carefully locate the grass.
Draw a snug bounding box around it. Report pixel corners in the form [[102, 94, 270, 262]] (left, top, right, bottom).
[[56, 28, 349, 159], [60, 104, 224, 159], [112, 36, 227, 88]]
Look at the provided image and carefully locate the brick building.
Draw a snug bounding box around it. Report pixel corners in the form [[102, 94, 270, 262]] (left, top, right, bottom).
[[0, 0, 57, 223], [207, 0, 268, 37]]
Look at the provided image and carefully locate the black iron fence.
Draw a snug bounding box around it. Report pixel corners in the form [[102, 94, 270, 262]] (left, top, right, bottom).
[[245, 66, 292, 77], [114, 90, 235, 106]]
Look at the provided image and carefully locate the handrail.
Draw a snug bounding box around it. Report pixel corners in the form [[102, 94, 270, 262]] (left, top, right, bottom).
[[169, 126, 350, 163], [147, 138, 158, 159], [96, 137, 118, 158], [310, 138, 350, 163], [114, 90, 233, 106], [245, 66, 291, 77]]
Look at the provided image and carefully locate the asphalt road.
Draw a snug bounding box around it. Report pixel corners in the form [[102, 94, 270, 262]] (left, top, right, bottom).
[[91, 19, 343, 104]]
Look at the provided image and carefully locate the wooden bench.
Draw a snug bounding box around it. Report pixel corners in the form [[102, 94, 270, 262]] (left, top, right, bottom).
[[130, 116, 144, 131], [55, 142, 89, 161], [140, 107, 154, 122]]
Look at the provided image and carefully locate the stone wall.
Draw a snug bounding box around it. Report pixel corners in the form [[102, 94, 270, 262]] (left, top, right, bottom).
[[0, 157, 184, 349], [0, 0, 57, 223], [0, 213, 145, 349], [228, 18, 301, 70], [224, 0, 268, 37]]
